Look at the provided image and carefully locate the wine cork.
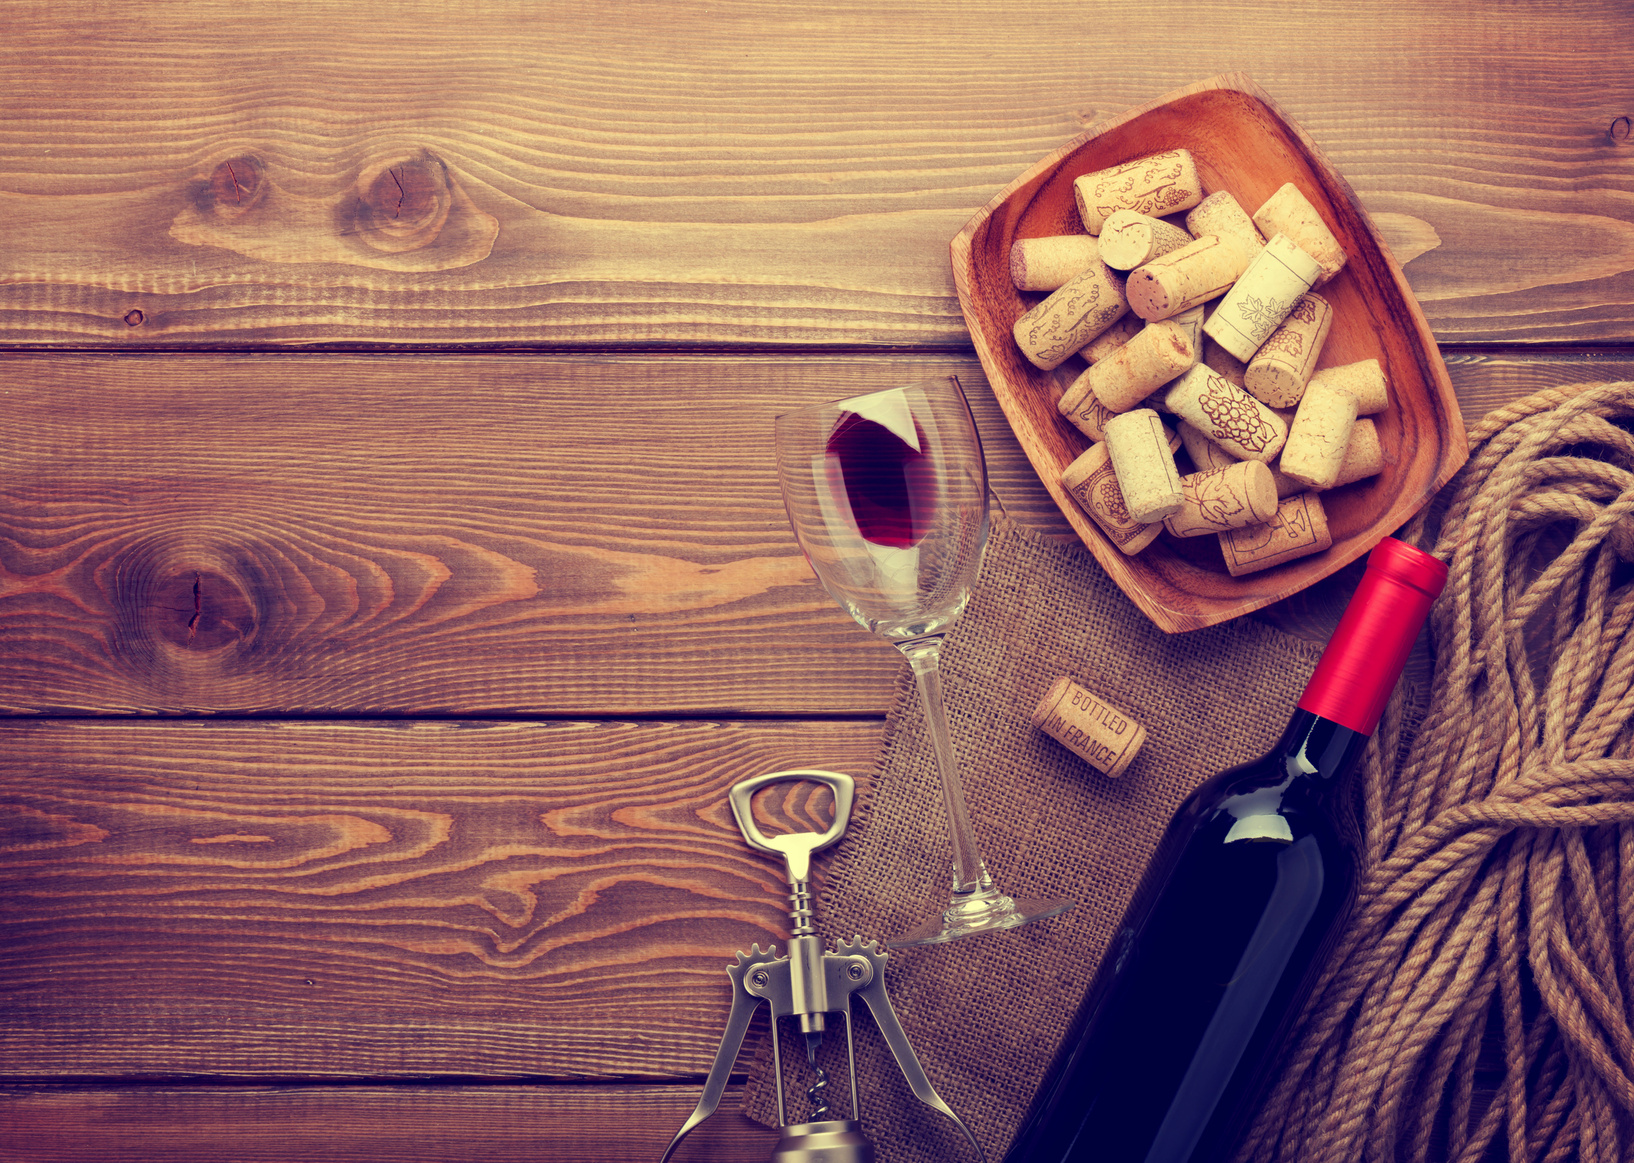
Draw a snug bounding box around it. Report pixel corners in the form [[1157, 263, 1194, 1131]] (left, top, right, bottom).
[[1243, 293, 1334, 408], [1201, 337, 1248, 387], [1032, 676, 1147, 778], [1270, 462, 1309, 498], [1308, 358, 1389, 415], [1061, 442, 1164, 556], [1010, 234, 1100, 292], [1332, 418, 1384, 487], [1179, 418, 1306, 498], [1140, 388, 1175, 414], [1104, 409, 1184, 523], [1185, 190, 1267, 255], [1085, 320, 1195, 414], [1253, 182, 1347, 284], [1219, 492, 1333, 577], [1162, 364, 1288, 464], [1057, 369, 1117, 442], [1163, 460, 1280, 538], [1013, 262, 1130, 370], [1177, 419, 1232, 472], [1126, 234, 1255, 322], [1098, 209, 1194, 271], [1081, 313, 1145, 363], [1073, 149, 1203, 234], [1202, 234, 1324, 362], [1171, 304, 1206, 365], [1280, 382, 1360, 490]]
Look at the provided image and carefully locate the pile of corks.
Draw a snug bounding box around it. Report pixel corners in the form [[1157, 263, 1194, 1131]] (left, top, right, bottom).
[[1010, 149, 1386, 577]]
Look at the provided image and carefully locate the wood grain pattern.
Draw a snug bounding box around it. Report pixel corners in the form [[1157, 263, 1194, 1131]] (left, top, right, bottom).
[[0, 354, 926, 716], [0, 719, 883, 1079], [1, 1, 1630, 346], [1, 352, 1624, 715], [1443, 351, 1634, 425], [0, 1084, 777, 1161]]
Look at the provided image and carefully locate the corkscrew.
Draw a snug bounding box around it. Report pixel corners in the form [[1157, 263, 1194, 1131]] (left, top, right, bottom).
[[659, 768, 983, 1163]]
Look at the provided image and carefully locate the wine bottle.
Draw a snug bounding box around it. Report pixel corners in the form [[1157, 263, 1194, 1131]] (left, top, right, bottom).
[[1004, 536, 1448, 1163]]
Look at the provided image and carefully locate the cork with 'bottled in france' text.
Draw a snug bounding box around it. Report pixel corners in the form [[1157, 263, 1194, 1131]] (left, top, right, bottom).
[[1031, 676, 1147, 778]]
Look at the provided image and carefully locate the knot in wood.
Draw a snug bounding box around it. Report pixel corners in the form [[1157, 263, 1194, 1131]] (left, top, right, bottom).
[[151, 569, 257, 653], [205, 155, 266, 217], [354, 151, 453, 253], [112, 539, 264, 672]]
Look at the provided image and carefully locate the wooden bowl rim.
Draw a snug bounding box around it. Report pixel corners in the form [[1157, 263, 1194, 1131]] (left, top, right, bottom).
[[951, 72, 1466, 633]]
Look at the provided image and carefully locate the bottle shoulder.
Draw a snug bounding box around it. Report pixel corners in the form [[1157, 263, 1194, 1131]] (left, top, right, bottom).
[[1176, 711, 1368, 821]]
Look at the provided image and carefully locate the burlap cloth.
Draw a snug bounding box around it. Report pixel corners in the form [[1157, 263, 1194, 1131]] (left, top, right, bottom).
[[741, 513, 1326, 1161]]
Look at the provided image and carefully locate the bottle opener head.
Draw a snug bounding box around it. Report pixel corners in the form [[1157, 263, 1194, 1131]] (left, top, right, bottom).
[[727, 769, 855, 884]]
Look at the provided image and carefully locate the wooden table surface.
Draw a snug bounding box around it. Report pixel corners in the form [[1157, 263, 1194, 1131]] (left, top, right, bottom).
[[2, 3, 1631, 1159]]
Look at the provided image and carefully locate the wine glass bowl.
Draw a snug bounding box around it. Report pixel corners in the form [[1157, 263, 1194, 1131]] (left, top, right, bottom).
[[775, 375, 1074, 947], [775, 379, 988, 641]]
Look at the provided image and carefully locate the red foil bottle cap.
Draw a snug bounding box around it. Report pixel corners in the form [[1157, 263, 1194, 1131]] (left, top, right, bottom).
[[1296, 537, 1449, 735]]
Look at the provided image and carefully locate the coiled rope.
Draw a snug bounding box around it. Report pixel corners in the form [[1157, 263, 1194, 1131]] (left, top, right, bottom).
[[1241, 382, 1634, 1163]]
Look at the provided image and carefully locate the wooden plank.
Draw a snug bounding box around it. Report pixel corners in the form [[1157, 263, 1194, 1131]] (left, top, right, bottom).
[[0, 1084, 777, 1162], [0, 718, 884, 1080], [3, 351, 1627, 715], [1444, 350, 1634, 426], [0, 353, 930, 716], [1, 1, 1630, 347]]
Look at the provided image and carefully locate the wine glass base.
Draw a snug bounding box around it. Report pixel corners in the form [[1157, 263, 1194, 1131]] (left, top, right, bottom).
[[886, 889, 1075, 949]]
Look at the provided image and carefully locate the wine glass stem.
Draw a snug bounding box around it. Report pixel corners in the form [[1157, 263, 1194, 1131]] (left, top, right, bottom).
[[898, 635, 992, 897]]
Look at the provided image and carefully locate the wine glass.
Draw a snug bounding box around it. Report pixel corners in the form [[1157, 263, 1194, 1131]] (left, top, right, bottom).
[[774, 374, 1074, 947]]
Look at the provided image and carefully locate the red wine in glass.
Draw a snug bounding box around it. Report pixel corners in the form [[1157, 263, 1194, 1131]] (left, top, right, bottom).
[[824, 412, 936, 550]]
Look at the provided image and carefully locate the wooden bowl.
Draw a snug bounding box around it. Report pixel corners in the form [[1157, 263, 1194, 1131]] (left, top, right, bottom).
[[951, 73, 1467, 633]]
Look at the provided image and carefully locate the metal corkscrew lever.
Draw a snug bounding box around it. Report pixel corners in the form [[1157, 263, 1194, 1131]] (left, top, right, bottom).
[[659, 768, 984, 1163]]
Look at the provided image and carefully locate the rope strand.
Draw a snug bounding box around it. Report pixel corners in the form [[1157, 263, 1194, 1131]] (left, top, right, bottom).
[[1240, 382, 1634, 1162]]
